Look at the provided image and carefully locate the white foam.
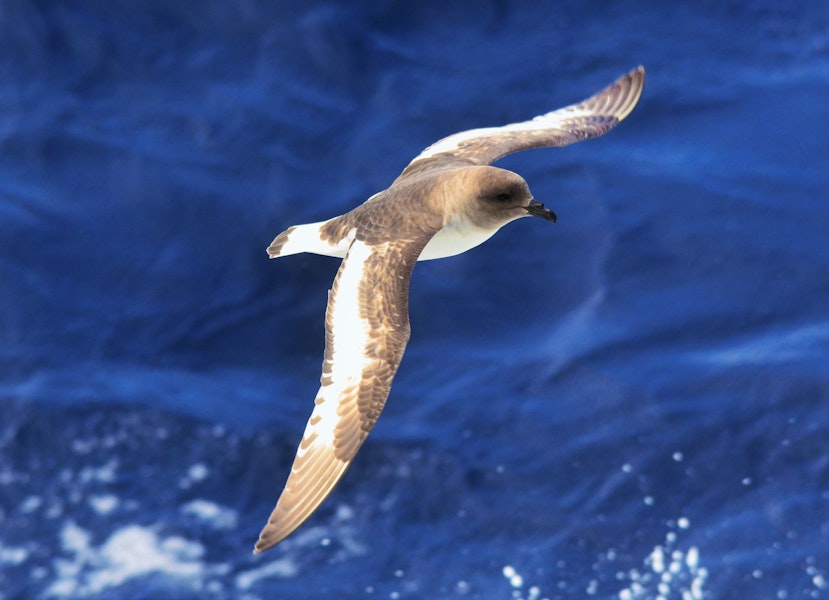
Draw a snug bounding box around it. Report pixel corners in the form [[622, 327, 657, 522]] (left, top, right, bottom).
[[501, 565, 549, 600], [88, 495, 119, 515], [502, 565, 524, 588], [616, 520, 708, 600], [188, 463, 209, 481], [20, 495, 43, 513], [0, 542, 28, 565], [178, 463, 210, 488], [685, 547, 699, 569], [235, 557, 299, 590], [807, 561, 828, 591], [77, 460, 118, 484], [87, 527, 203, 591], [181, 499, 238, 529], [45, 521, 207, 597]]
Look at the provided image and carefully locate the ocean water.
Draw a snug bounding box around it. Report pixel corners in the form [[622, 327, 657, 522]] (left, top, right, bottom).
[[1, 0, 828, 598]]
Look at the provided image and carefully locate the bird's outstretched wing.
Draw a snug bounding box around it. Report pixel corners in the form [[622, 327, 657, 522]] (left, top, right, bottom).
[[254, 234, 432, 553], [396, 66, 645, 181]]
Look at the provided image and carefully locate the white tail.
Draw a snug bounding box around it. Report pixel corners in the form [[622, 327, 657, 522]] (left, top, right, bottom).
[[267, 220, 353, 259]]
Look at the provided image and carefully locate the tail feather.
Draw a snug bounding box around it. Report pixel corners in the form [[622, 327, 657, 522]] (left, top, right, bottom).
[[267, 220, 352, 259]]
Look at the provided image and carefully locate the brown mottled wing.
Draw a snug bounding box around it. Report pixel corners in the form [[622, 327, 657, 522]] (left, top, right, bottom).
[[396, 66, 645, 181], [254, 234, 433, 553]]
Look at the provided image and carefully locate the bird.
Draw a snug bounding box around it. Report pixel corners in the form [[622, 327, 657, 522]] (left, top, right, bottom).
[[254, 66, 645, 553]]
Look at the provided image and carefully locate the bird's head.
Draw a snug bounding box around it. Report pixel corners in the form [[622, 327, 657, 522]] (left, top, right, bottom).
[[462, 166, 556, 229]]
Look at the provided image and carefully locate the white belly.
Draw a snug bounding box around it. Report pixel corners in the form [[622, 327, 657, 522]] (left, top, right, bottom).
[[417, 222, 497, 261]]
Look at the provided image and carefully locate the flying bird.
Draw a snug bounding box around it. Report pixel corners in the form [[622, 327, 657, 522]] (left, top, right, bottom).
[[255, 66, 645, 553]]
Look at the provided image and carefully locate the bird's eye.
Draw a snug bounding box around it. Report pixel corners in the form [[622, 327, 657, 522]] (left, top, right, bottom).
[[495, 193, 511, 202]]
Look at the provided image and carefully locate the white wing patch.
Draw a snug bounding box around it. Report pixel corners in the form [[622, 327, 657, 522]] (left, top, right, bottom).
[[414, 105, 595, 162], [254, 239, 389, 552], [299, 239, 377, 452]]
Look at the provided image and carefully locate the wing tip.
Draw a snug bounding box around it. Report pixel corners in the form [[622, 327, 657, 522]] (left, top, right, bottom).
[[252, 444, 354, 554], [610, 65, 646, 122], [252, 525, 284, 554], [252, 511, 300, 554], [579, 65, 646, 124]]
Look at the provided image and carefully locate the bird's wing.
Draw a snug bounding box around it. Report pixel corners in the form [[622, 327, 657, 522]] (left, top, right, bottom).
[[396, 66, 644, 181], [254, 232, 433, 553]]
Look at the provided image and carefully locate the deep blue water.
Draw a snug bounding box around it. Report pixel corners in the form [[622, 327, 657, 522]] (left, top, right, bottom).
[[2, 1, 829, 598]]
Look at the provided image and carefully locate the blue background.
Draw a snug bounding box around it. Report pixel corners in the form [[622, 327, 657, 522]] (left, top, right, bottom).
[[1, 1, 828, 598]]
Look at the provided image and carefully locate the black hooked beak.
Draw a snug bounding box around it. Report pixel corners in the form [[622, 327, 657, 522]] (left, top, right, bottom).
[[525, 199, 557, 223]]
